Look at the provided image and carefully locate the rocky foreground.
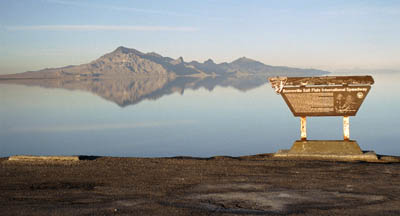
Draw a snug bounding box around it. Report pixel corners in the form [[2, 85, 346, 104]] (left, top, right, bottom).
[[1, 154, 400, 215]]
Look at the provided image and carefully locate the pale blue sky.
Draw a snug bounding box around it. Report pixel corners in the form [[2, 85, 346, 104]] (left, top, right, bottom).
[[0, 0, 399, 74]]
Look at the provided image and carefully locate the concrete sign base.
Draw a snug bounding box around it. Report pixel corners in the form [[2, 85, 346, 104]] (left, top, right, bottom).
[[274, 140, 378, 161]]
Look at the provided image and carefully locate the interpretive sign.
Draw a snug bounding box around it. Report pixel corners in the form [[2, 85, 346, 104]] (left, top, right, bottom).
[[281, 86, 371, 116], [269, 76, 374, 117], [268, 75, 377, 160]]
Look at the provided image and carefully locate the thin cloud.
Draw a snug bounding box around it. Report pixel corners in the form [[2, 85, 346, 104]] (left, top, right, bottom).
[[46, 0, 82, 7], [321, 6, 400, 16], [6, 25, 199, 32], [46, 0, 219, 19], [7, 120, 196, 133]]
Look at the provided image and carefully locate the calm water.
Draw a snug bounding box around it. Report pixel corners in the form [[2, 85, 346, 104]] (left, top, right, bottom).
[[0, 73, 399, 157]]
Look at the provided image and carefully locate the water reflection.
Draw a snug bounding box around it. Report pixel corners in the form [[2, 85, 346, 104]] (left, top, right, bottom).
[[0, 75, 267, 107], [1, 72, 399, 157]]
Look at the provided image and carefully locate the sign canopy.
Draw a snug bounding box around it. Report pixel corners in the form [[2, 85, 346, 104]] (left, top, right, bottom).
[[269, 76, 374, 117]]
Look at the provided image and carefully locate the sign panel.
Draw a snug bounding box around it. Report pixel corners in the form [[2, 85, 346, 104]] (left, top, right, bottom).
[[269, 76, 374, 117], [281, 86, 370, 116]]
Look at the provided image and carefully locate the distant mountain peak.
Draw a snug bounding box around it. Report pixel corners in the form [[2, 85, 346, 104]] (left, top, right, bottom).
[[113, 46, 142, 55], [204, 59, 215, 64], [171, 56, 184, 65], [232, 57, 257, 64], [114, 46, 129, 52]]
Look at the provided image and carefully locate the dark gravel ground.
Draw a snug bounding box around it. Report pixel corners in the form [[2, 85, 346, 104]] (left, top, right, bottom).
[[1, 154, 400, 216]]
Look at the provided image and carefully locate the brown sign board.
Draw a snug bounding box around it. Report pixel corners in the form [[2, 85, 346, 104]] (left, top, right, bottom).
[[269, 76, 374, 117]]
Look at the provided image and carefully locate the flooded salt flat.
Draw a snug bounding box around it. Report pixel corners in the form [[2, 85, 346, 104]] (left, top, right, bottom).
[[0, 73, 399, 157]]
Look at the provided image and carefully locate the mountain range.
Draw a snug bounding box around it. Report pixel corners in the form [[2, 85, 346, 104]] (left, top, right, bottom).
[[0, 46, 331, 107], [0, 46, 329, 79]]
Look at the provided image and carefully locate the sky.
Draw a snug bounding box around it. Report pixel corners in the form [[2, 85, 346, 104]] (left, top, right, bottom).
[[0, 0, 400, 74]]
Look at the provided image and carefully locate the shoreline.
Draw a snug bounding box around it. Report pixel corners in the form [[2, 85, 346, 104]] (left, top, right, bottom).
[[3, 152, 400, 162]]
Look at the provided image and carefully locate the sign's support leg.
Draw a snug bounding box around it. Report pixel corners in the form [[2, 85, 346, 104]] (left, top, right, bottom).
[[301, 116, 307, 141], [343, 116, 350, 140]]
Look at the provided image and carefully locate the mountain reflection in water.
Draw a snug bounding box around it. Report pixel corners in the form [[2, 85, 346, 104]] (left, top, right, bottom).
[[0, 75, 267, 107]]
